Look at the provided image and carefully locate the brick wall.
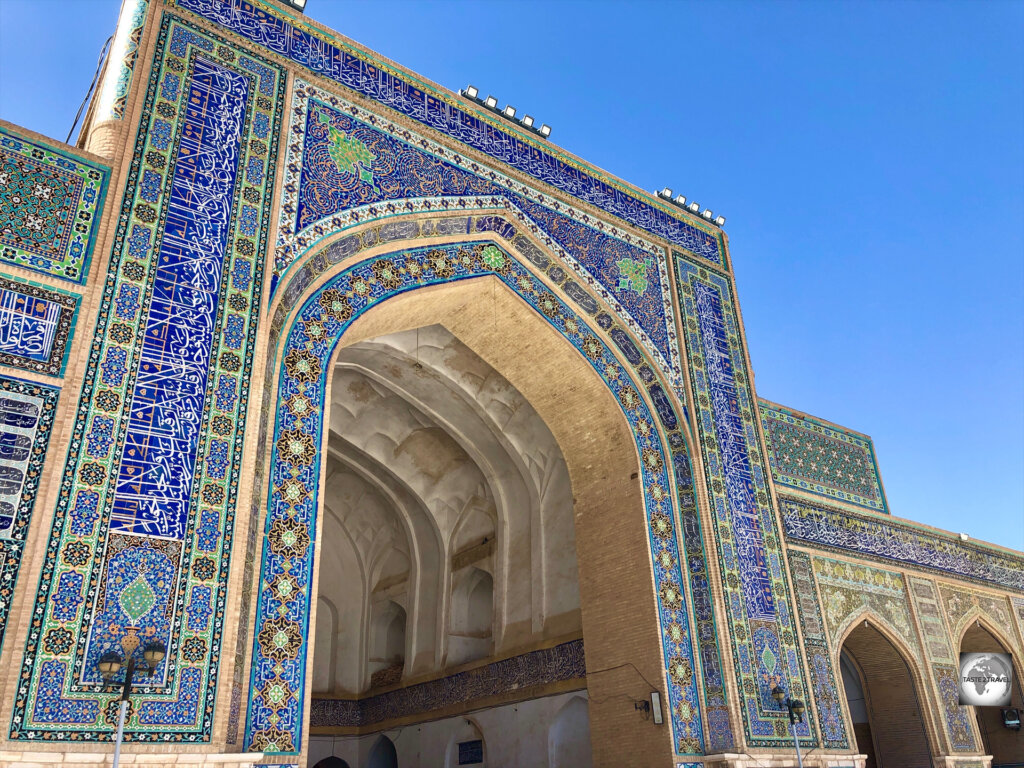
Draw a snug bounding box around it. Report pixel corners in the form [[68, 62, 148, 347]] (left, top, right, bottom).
[[845, 623, 933, 768]]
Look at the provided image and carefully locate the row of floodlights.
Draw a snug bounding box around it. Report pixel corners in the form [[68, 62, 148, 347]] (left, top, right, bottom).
[[460, 85, 552, 139], [656, 188, 726, 228]]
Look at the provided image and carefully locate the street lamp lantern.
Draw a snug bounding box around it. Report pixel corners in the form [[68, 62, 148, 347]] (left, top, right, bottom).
[[143, 640, 166, 667], [98, 651, 122, 679], [769, 679, 806, 767], [98, 637, 167, 768], [790, 698, 806, 722]]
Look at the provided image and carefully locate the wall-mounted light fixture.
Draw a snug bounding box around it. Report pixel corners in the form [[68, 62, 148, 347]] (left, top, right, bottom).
[[281, 0, 307, 11], [460, 85, 553, 140], [655, 188, 726, 229], [650, 691, 663, 725]]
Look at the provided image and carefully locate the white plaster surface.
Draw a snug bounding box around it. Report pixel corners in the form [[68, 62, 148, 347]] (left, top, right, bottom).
[[307, 692, 592, 768]]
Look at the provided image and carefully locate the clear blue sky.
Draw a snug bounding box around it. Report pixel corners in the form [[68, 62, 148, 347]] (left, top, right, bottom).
[[1, 0, 1021, 548]]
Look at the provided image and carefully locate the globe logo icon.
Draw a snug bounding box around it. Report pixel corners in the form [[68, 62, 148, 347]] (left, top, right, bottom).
[[959, 652, 1013, 706]]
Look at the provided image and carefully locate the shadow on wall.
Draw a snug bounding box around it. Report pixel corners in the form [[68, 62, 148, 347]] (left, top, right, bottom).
[[840, 622, 932, 768], [369, 735, 398, 768], [313, 757, 352, 768]]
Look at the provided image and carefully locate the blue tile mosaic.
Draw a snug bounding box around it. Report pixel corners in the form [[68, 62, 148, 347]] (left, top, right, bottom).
[[174, 0, 724, 266]]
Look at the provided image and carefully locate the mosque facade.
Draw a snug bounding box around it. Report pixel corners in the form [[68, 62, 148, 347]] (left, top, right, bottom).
[[0, 1, 1020, 766]]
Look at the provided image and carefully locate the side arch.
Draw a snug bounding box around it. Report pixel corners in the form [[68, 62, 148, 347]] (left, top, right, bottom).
[[957, 616, 1024, 764], [837, 612, 938, 767], [244, 240, 708, 758]]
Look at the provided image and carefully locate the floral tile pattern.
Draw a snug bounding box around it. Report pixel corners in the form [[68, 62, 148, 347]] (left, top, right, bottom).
[[759, 401, 887, 513], [0, 127, 108, 284]]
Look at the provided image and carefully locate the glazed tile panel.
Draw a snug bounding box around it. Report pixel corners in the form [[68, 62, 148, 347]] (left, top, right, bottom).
[[277, 85, 681, 384], [674, 256, 810, 747], [246, 242, 704, 756], [95, 0, 151, 121], [106, 54, 247, 540], [249, 207, 732, 751], [781, 497, 1024, 592], [0, 127, 108, 284], [0, 276, 79, 377], [310, 640, 585, 728], [759, 400, 887, 513], [10, 15, 284, 741], [0, 376, 59, 653], [787, 551, 848, 749], [172, 0, 724, 265]]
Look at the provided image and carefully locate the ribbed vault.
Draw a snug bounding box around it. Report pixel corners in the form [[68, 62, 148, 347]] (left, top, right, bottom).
[[313, 325, 580, 694]]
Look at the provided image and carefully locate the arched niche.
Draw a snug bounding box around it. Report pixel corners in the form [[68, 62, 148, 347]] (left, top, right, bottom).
[[549, 695, 593, 768], [312, 595, 338, 694], [367, 734, 398, 768], [245, 242, 704, 765], [446, 718, 486, 767], [839, 620, 934, 768], [368, 600, 407, 688], [448, 566, 494, 667]]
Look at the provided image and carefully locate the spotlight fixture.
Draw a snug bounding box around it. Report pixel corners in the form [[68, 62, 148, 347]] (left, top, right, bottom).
[[282, 0, 307, 10], [714, 215, 726, 226], [701, 209, 713, 220], [459, 85, 553, 139], [687, 202, 700, 213], [674, 194, 687, 206], [660, 187, 674, 199]]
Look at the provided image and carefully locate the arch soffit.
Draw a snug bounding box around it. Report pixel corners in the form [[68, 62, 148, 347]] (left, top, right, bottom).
[[324, 438, 446, 596], [247, 241, 706, 755], [956, 613, 1024, 686], [835, 608, 932, 704], [947, 598, 1019, 654], [331, 350, 537, 547], [333, 341, 547, 528], [331, 338, 557, 630], [267, 216, 697, 459]]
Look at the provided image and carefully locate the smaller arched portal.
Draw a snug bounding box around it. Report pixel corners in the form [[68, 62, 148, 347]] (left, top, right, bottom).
[[839, 621, 933, 768], [959, 621, 1023, 766]]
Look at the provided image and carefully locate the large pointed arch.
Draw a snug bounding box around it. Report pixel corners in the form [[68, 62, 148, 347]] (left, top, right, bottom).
[[243, 238, 710, 759]]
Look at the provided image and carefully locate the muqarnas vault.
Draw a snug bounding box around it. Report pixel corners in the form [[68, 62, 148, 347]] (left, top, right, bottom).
[[0, 1, 1020, 767]]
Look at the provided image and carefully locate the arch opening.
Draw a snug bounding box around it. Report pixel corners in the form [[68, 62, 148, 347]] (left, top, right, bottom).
[[248, 242, 703, 765], [839, 622, 932, 768], [959, 622, 1023, 766]]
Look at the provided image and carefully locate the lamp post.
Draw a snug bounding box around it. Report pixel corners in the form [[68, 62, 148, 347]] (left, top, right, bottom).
[[98, 639, 166, 768], [771, 683, 806, 768]]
